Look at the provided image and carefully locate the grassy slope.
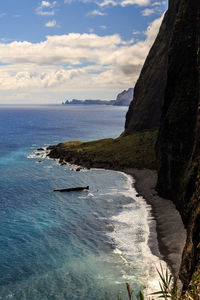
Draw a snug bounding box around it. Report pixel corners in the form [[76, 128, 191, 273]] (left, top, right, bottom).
[[49, 129, 158, 170]]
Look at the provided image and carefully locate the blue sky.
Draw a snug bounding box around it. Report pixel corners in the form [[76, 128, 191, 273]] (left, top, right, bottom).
[[0, 0, 167, 104]]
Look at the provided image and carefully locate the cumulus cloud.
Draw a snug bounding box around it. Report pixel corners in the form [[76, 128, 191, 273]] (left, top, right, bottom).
[[98, 0, 151, 7], [64, 0, 151, 7], [45, 19, 60, 27], [98, 0, 118, 7], [100, 25, 107, 29], [152, 1, 167, 6], [87, 9, 107, 16], [132, 30, 141, 35], [41, 1, 52, 7], [0, 38, 14, 43], [142, 7, 156, 16], [0, 15, 163, 95], [36, 1, 57, 16]]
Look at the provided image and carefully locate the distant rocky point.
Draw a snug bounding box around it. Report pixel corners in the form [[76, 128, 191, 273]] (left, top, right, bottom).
[[62, 88, 134, 107], [63, 99, 115, 105]]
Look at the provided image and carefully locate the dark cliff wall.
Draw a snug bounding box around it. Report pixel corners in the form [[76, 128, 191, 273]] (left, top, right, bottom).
[[124, 0, 180, 134], [156, 0, 200, 289]]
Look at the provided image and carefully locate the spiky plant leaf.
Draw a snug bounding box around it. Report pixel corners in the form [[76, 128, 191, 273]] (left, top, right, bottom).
[[138, 291, 145, 300]]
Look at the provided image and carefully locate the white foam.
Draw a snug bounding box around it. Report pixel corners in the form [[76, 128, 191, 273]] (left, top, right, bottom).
[[113, 248, 129, 265], [114, 281, 122, 285], [27, 147, 50, 159], [106, 172, 169, 297], [106, 199, 113, 202], [88, 193, 95, 197]]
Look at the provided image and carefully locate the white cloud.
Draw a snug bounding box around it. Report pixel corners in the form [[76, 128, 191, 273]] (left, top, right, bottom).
[[99, 0, 151, 7], [45, 19, 60, 27], [121, 0, 150, 6], [144, 13, 163, 44], [42, 1, 57, 7], [0, 15, 163, 100], [132, 30, 141, 35], [142, 7, 156, 16], [100, 25, 107, 29], [152, 1, 167, 6], [36, 8, 55, 16], [0, 38, 14, 43], [41, 1, 52, 7], [64, 0, 151, 7], [36, 1, 57, 16], [87, 10, 107, 16], [0, 13, 6, 17], [98, 0, 118, 7]]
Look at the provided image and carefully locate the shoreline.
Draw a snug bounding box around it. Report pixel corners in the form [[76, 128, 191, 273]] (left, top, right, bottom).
[[46, 146, 186, 276], [124, 168, 186, 276]]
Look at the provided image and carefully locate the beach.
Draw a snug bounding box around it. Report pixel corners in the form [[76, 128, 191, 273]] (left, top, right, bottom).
[[125, 168, 187, 276]]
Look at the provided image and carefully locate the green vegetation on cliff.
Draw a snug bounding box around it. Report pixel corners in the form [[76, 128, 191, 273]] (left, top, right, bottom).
[[48, 129, 157, 170]]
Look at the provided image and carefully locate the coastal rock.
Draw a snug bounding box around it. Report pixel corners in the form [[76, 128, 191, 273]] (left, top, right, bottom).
[[76, 167, 82, 171], [37, 147, 44, 151]]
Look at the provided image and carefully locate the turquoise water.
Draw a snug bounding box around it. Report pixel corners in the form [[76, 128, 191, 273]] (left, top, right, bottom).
[[0, 105, 165, 299]]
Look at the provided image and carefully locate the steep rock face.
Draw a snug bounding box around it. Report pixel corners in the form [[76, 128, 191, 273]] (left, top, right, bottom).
[[114, 88, 134, 106], [156, 0, 200, 289], [125, 0, 180, 134]]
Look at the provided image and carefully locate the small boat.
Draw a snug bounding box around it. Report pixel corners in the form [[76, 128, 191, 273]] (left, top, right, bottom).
[[53, 186, 89, 192]]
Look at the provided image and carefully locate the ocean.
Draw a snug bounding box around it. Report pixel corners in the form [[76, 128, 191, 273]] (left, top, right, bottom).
[[0, 105, 166, 300]]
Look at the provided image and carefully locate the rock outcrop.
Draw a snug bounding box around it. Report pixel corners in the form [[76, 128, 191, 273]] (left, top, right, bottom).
[[125, 0, 180, 134], [156, 0, 200, 290], [114, 88, 134, 106]]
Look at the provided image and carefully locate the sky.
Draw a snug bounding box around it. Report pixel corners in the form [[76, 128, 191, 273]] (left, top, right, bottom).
[[0, 0, 168, 104]]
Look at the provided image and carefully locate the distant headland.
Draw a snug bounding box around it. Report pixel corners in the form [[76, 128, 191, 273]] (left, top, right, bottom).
[[62, 88, 134, 107]]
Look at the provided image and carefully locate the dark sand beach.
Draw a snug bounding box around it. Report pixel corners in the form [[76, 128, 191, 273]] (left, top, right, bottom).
[[125, 168, 186, 276]]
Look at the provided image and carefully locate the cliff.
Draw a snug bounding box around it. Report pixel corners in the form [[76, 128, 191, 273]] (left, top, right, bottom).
[[156, 0, 200, 291], [125, 0, 180, 134], [123, 0, 200, 289], [114, 88, 134, 106]]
